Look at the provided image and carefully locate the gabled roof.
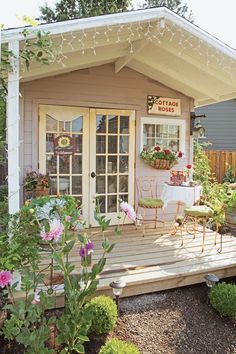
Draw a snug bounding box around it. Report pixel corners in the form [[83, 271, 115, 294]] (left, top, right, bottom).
[[2, 7, 236, 106]]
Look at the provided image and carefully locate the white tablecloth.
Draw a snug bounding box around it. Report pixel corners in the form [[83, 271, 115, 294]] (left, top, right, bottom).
[[161, 183, 202, 208]]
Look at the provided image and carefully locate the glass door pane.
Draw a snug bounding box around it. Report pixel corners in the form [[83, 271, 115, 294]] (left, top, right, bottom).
[[94, 112, 131, 221]]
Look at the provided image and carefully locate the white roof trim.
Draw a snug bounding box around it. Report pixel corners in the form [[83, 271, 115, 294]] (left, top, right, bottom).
[[2, 8, 236, 59]]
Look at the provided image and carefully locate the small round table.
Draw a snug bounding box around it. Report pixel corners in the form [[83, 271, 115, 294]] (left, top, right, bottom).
[[161, 183, 202, 235]]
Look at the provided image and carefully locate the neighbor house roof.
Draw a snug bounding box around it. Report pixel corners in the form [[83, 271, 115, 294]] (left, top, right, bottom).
[[2, 7, 236, 106]]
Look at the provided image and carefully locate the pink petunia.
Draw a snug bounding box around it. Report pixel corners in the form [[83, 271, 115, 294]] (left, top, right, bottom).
[[0, 271, 12, 288], [40, 219, 64, 242], [120, 201, 136, 221]]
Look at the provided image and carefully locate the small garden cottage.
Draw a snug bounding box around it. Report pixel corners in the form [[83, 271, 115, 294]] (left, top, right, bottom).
[[2, 7, 236, 224]]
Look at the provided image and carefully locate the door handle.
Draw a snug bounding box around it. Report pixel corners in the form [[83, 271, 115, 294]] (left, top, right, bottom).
[[91, 171, 96, 178]]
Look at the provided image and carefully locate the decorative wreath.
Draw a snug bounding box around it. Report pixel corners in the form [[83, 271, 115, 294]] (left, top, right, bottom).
[[58, 136, 70, 148]]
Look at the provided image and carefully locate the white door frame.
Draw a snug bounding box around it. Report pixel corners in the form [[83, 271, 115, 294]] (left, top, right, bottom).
[[39, 105, 135, 226], [89, 108, 135, 226]]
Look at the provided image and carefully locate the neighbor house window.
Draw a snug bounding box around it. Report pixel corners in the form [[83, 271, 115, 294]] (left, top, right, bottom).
[[141, 117, 186, 153]]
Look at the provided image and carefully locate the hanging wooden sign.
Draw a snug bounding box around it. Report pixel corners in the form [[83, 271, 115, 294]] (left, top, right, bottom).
[[147, 95, 181, 116], [54, 135, 75, 155]]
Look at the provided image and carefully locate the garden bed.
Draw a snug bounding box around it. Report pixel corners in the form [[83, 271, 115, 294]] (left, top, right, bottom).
[[1, 281, 236, 353]]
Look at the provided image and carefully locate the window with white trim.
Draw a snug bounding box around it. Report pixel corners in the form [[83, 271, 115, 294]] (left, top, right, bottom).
[[141, 117, 186, 153]]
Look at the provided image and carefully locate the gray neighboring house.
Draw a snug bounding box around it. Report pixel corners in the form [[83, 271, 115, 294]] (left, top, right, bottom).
[[196, 99, 236, 150]]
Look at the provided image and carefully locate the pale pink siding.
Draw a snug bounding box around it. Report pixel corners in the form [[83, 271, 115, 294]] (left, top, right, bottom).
[[21, 64, 193, 218]]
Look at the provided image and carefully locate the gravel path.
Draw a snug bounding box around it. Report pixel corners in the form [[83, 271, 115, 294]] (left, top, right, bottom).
[[107, 284, 236, 354]]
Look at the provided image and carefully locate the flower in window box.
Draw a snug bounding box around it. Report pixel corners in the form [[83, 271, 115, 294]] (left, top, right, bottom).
[[140, 146, 183, 170]]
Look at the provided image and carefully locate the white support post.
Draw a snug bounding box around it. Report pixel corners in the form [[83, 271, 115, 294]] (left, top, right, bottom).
[[7, 40, 20, 214]]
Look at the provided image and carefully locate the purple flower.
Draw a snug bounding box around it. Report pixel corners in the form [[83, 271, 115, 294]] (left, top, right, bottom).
[[85, 241, 94, 252], [79, 240, 94, 259], [0, 271, 12, 288], [79, 247, 86, 259], [65, 215, 72, 222]]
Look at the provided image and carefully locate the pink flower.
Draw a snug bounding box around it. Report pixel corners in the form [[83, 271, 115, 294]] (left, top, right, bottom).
[[186, 164, 192, 169], [178, 151, 183, 158], [0, 271, 12, 288], [120, 201, 136, 221], [65, 215, 72, 222], [154, 146, 161, 152], [40, 219, 64, 242]]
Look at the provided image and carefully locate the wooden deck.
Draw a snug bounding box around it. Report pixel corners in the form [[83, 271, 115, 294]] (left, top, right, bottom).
[[41, 223, 236, 307]]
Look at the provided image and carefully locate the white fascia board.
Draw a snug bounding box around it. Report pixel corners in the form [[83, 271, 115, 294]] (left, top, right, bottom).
[[1, 8, 167, 43], [2, 7, 236, 60], [164, 11, 236, 60]]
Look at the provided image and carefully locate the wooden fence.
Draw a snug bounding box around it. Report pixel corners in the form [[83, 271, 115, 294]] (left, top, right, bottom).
[[205, 150, 236, 183]]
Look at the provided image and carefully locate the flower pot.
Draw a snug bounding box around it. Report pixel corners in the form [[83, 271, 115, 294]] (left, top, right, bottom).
[[150, 159, 178, 170], [35, 188, 50, 197], [225, 207, 236, 235]]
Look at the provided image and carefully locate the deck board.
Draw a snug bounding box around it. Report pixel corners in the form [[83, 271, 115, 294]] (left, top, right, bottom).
[[35, 224, 236, 307]]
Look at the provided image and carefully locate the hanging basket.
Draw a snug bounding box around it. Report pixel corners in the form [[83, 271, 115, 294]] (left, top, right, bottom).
[[149, 158, 178, 170]]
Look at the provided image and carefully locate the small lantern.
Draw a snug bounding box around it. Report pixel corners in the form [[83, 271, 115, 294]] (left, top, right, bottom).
[[204, 273, 220, 288], [109, 279, 126, 314], [192, 122, 205, 138]]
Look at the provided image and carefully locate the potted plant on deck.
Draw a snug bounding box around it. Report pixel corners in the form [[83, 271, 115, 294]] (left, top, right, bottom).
[[224, 189, 236, 234], [24, 171, 50, 199], [140, 146, 183, 170]]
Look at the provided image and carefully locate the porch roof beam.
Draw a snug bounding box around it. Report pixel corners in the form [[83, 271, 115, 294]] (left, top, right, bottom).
[[115, 39, 147, 73], [7, 40, 20, 214]]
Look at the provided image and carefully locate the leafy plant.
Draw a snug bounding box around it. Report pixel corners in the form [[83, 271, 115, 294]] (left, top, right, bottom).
[[209, 282, 236, 317], [224, 190, 236, 212], [86, 295, 118, 335], [140, 146, 183, 165], [193, 142, 212, 195], [223, 165, 236, 184], [99, 338, 141, 354]]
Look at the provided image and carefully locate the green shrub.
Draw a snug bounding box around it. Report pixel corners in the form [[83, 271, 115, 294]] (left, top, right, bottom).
[[99, 338, 141, 354], [209, 282, 236, 317], [86, 295, 117, 335]]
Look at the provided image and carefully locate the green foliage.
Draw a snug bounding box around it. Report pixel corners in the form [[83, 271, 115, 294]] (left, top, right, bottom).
[[1, 195, 116, 352], [99, 338, 141, 354], [223, 165, 236, 184], [39, 0, 131, 23], [193, 142, 212, 195], [209, 282, 236, 317], [143, 0, 193, 22], [140, 146, 179, 164], [224, 190, 236, 212], [86, 295, 118, 335]]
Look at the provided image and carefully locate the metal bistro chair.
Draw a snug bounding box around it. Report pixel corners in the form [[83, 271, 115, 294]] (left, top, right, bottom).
[[136, 177, 165, 236], [181, 205, 214, 252]]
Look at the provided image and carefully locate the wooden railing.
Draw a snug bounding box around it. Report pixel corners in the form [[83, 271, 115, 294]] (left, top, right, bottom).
[[205, 150, 236, 183]]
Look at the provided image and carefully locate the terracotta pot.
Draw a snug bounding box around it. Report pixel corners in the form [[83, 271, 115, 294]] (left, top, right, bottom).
[[35, 188, 50, 197]]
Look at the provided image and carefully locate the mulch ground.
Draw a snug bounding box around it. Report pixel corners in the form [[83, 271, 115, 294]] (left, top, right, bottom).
[[1, 281, 236, 353]]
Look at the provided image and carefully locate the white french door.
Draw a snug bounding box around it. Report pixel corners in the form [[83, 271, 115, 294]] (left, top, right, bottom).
[[39, 105, 135, 226]]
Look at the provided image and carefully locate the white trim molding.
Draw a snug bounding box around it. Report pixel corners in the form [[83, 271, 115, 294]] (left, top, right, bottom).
[[140, 116, 186, 154]]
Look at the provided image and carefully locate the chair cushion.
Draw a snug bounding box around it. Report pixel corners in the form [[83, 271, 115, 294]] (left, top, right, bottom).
[[138, 198, 164, 208], [184, 205, 213, 218]]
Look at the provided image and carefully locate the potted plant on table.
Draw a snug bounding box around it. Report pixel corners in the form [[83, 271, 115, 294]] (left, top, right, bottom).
[[140, 146, 183, 170]]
